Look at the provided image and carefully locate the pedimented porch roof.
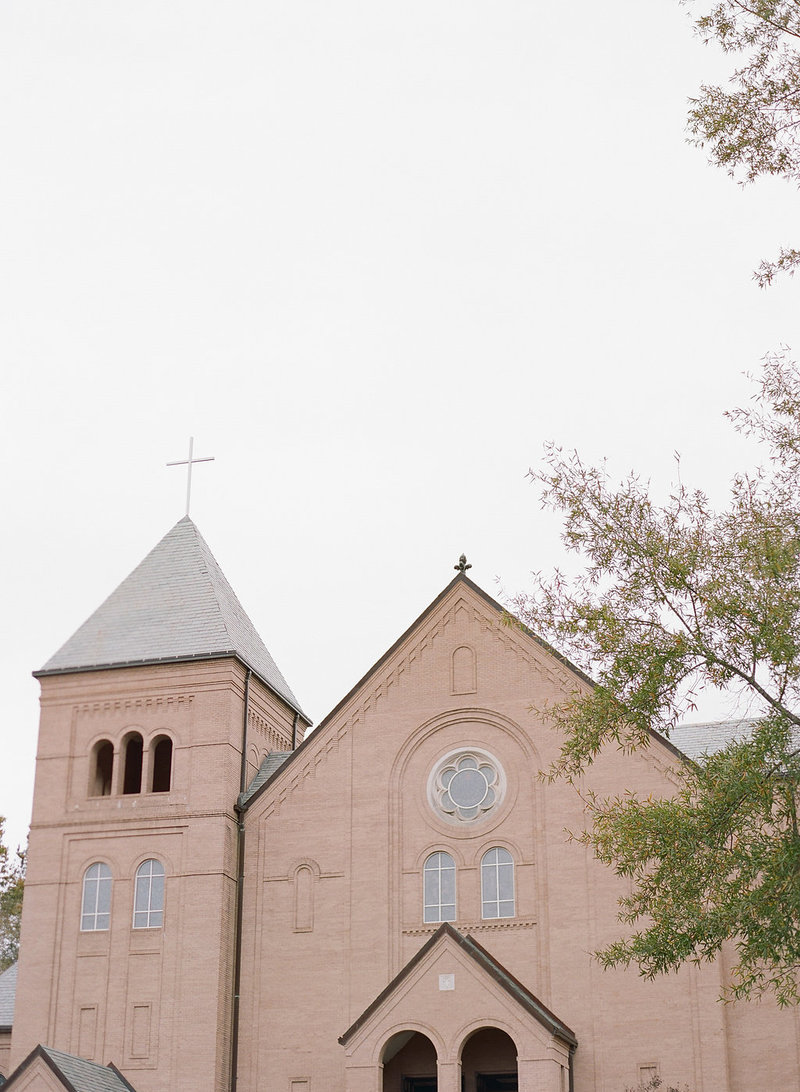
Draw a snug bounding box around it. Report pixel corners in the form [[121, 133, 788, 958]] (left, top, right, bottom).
[[2, 1044, 138, 1092], [339, 922, 576, 1050]]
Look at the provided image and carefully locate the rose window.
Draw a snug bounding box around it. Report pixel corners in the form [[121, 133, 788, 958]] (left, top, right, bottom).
[[430, 750, 504, 824]]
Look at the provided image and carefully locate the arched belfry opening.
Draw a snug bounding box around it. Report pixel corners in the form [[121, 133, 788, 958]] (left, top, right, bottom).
[[382, 1030, 438, 1092], [460, 1027, 518, 1092], [150, 735, 173, 792], [121, 731, 143, 795], [89, 740, 114, 796]]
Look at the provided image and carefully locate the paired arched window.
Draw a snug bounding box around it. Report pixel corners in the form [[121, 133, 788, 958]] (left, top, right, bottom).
[[80, 859, 166, 931], [133, 859, 165, 929], [423, 848, 516, 922], [423, 851, 456, 923], [81, 863, 112, 931], [481, 847, 515, 919]]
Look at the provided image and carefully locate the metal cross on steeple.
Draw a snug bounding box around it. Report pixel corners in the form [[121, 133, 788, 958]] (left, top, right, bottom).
[[167, 437, 215, 516]]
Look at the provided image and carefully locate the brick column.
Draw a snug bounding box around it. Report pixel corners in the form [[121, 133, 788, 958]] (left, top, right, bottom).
[[437, 1059, 462, 1092], [518, 1057, 564, 1092]]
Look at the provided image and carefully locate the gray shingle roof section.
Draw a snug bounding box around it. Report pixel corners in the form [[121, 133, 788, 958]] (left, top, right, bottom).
[[668, 718, 800, 761], [668, 719, 759, 759], [0, 962, 16, 1029], [38, 1047, 136, 1092], [36, 517, 306, 718], [239, 751, 292, 806]]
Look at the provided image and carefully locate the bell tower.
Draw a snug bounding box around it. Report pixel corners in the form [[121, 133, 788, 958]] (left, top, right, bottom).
[[10, 518, 308, 1092]]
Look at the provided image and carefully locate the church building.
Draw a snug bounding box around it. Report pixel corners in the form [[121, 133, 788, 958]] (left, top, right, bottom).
[[1, 518, 798, 1091]]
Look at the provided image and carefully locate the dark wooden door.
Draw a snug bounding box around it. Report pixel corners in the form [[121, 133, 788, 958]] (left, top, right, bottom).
[[402, 1079, 437, 1092], [476, 1074, 518, 1092]]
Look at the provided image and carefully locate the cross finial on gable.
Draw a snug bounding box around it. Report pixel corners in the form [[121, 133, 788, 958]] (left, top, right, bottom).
[[167, 436, 215, 516], [454, 554, 472, 573]]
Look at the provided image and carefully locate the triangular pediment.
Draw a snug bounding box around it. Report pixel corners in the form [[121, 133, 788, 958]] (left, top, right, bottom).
[[241, 573, 591, 814], [317, 572, 594, 728], [339, 923, 576, 1051], [240, 570, 709, 823]]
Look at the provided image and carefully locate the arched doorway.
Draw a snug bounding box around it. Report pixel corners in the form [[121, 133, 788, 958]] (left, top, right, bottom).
[[460, 1027, 518, 1092], [382, 1030, 438, 1092]]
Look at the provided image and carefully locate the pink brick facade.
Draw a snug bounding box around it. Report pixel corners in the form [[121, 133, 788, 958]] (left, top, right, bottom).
[[6, 549, 800, 1091], [9, 661, 295, 1092]]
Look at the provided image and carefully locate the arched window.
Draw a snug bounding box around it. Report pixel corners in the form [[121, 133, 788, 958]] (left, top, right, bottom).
[[481, 847, 515, 919], [89, 741, 114, 796], [150, 737, 173, 793], [294, 865, 314, 932], [423, 851, 456, 923], [122, 732, 143, 795], [133, 859, 165, 929], [451, 645, 477, 694], [81, 863, 112, 931]]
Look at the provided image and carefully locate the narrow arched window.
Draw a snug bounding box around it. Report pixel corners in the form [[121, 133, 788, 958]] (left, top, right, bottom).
[[122, 733, 143, 795], [150, 737, 173, 793], [481, 847, 515, 919], [423, 851, 456, 923], [90, 741, 114, 796], [451, 645, 477, 694], [133, 859, 165, 929], [81, 863, 112, 931], [294, 865, 314, 932]]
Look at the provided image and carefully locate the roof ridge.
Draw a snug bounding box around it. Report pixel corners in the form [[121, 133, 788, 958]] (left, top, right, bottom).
[[183, 519, 237, 650], [40, 1046, 107, 1069]]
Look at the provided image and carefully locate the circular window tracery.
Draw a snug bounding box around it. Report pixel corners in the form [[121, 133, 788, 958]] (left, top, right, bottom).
[[429, 749, 505, 824]]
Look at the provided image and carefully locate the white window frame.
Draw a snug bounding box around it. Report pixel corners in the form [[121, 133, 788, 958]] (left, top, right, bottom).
[[481, 847, 515, 919], [133, 859, 165, 929], [423, 851, 456, 923], [81, 862, 112, 931]]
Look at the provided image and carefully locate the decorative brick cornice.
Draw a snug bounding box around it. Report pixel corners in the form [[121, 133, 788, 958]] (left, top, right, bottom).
[[402, 919, 536, 937], [247, 708, 291, 751], [75, 694, 194, 716]]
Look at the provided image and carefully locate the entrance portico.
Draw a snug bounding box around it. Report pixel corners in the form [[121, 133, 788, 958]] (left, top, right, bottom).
[[339, 925, 576, 1092]]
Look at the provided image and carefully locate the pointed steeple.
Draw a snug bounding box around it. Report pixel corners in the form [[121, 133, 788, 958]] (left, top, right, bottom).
[[36, 517, 306, 718]]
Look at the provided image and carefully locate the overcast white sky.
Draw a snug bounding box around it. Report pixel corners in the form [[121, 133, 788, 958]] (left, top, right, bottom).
[[2, 1, 799, 853]]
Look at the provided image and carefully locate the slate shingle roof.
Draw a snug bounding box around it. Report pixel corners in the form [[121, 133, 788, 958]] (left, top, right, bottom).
[[2, 1045, 137, 1092], [239, 751, 292, 806], [0, 962, 16, 1030], [667, 719, 760, 760], [35, 517, 306, 719], [37, 1047, 136, 1092]]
